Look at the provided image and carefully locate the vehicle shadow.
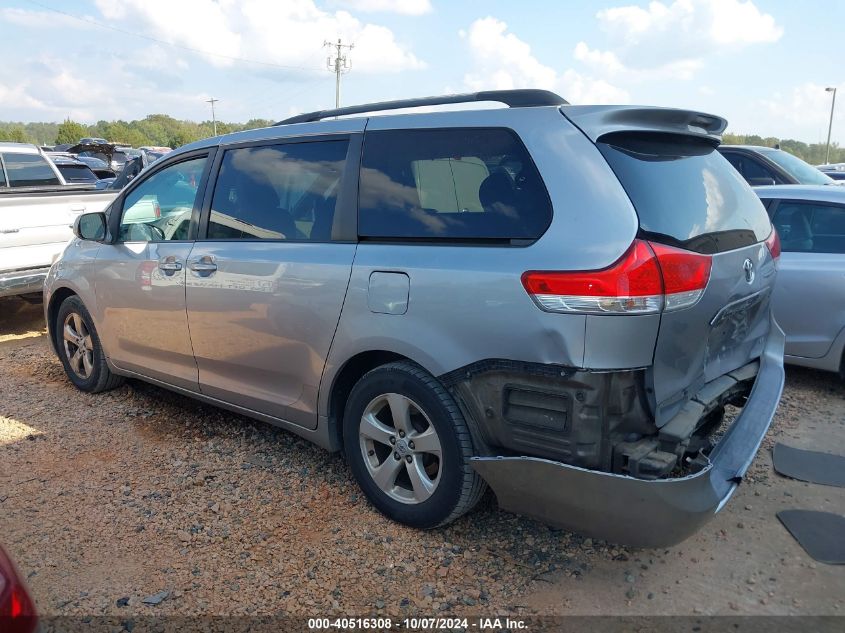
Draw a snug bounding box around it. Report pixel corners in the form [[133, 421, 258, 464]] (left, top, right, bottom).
[[0, 298, 47, 343]]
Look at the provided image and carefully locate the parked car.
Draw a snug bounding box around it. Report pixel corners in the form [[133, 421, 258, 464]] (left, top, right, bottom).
[[44, 90, 784, 547], [755, 184, 845, 376], [67, 143, 131, 174], [1, 142, 118, 299], [73, 155, 115, 180], [46, 153, 100, 185], [718, 145, 837, 186], [79, 137, 107, 145], [817, 163, 845, 181], [0, 545, 37, 633]]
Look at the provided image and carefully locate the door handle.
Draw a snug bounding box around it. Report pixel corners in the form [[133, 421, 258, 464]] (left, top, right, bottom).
[[70, 206, 86, 213], [158, 261, 183, 272], [1, 228, 20, 234], [189, 256, 217, 274]]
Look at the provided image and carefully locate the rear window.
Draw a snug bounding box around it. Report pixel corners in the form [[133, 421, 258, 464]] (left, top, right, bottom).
[[598, 133, 772, 253], [358, 128, 552, 242], [57, 164, 97, 184], [1, 152, 60, 187]]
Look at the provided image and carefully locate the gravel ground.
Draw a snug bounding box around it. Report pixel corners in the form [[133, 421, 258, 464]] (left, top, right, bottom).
[[1, 297, 843, 619]]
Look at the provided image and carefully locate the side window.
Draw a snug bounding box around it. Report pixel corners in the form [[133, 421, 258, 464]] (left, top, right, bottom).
[[207, 140, 348, 241], [358, 128, 552, 241], [772, 201, 845, 254], [0, 158, 6, 187], [1, 153, 60, 187], [119, 156, 207, 242], [724, 153, 777, 184]]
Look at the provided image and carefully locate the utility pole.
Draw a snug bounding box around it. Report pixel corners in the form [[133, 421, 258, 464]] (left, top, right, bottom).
[[324, 38, 353, 108], [825, 87, 837, 165], [206, 97, 219, 136]]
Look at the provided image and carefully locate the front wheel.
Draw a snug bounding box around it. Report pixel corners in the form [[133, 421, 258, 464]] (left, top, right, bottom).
[[343, 361, 485, 528], [55, 295, 124, 393]]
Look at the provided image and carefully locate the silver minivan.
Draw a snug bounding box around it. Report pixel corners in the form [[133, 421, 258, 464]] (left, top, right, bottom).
[[45, 90, 785, 546]]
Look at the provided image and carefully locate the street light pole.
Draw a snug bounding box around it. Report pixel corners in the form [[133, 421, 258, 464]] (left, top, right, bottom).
[[825, 87, 837, 164]]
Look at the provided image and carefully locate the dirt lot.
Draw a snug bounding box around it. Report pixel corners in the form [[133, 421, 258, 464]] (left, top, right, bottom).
[[1, 297, 843, 618]]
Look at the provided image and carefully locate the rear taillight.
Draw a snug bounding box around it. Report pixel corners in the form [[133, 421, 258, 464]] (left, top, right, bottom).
[[522, 239, 711, 315], [765, 227, 780, 262], [0, 548, 37, 633], [648, 242, 712, 311]]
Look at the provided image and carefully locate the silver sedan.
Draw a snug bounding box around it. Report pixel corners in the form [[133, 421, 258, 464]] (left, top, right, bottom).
[[756, 185, 845, 376]]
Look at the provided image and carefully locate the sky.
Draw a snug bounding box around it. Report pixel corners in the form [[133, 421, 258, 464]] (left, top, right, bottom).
[[0, 0, 843, 144]]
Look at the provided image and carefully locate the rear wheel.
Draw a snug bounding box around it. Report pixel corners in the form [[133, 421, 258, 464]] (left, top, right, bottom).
[[55, 296, 123, 393], [343, 361, 485, 528]]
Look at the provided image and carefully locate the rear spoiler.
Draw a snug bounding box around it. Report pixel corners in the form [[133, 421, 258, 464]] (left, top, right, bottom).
[[561, 105, 727, 144]]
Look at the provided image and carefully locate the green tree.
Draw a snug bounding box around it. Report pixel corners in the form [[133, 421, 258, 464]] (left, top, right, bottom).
[[0, 125, 30, 143], [55, 119, 87, 145]]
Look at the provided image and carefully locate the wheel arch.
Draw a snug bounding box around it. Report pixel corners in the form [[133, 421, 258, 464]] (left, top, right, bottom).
[[46, 286, 80, 356], [323, 350, 414, 451]]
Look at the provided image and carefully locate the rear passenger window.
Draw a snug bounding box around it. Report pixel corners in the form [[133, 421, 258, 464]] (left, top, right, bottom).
[[772, 201, 845, 254], [0, 159, 6, 187], [358, 128, 552, 241], [208, 140, 348, 241], [1, 153, 60, 187]]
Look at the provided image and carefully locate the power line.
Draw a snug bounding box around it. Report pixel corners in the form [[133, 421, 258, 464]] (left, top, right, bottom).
[[324, 38, 353, 109], [24, 0, 325, 73]]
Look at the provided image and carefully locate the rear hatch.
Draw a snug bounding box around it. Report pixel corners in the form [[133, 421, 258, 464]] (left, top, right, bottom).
[[564, 108, 777, 425]]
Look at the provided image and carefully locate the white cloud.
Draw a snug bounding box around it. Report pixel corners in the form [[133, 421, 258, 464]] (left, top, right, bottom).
[[573, 40, 702, 81], [333, 0, 432, 15], [94, 0, 425, 74], [754, 82, 844, 139], [582, 0, 782, 78], [461, 17, 629, 105], [0, 7, 95, 30]]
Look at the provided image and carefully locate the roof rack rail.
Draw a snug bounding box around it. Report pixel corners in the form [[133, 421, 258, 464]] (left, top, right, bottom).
[[274, 89, 568, 125]]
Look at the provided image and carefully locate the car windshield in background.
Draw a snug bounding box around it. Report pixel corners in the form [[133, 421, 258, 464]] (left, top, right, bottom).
[[598, 132, 771, 253], [760, 148, 835, 185]]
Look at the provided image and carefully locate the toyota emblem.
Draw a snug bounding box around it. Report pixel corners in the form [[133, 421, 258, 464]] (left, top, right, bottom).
[[742, 258, 755, 284]]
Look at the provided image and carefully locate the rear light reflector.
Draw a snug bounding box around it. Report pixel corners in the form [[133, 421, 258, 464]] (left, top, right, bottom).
[[765, 227, 780, 262], [522, 239, 712, 315]]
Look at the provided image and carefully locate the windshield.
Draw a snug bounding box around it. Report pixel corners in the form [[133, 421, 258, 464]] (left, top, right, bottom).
[[599, 132, 772, 254], [759, 148, 834, 185]]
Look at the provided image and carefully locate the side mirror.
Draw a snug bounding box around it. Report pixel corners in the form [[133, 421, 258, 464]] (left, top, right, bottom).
[[748, 177, 776, 187], [73, 212, 107, 242]]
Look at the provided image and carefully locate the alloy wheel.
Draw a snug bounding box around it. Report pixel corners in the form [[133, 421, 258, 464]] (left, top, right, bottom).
[[62, 312, 94, 379], [358, 393, 443, 504]]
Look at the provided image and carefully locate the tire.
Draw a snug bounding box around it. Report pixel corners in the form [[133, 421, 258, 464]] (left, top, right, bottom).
[[343, 361, 486, 529], [55, 295, 124, 393]]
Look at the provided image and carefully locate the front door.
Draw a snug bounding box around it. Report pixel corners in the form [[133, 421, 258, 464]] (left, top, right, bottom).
[[186, 137, 358, 428], [94, 153, 211, 389]]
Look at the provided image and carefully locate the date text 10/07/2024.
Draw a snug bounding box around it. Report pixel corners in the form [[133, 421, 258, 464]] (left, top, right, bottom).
[[307, 617, 528, 630]]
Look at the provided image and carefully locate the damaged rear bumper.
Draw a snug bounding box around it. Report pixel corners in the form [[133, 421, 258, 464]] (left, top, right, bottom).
[[471, 319, 785, 548]]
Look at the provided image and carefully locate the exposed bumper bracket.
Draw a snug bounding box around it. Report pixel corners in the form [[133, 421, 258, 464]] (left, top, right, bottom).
[[471, 319, 785, 548]]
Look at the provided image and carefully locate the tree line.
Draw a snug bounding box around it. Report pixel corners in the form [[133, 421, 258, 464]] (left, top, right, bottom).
[[0, 115, 274, 149], [0, 115, 843, 165]]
